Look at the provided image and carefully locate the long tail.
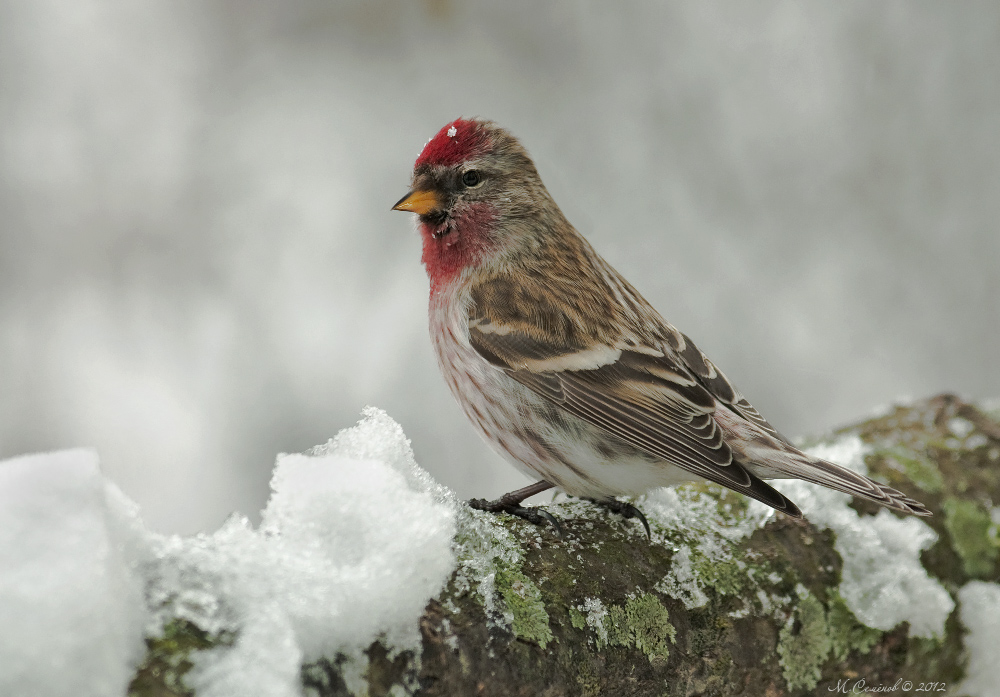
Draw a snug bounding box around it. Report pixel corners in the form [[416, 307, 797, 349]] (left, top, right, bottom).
[[747, 449, 931, 516], [787, 453, 931, 516], [715, 406, 931, 516]]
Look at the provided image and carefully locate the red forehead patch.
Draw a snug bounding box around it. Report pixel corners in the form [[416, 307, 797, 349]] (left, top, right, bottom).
[[415, 118, 490, 168]]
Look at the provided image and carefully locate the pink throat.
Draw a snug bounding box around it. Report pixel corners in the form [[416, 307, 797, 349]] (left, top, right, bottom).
[[420, 202, 498, 294]]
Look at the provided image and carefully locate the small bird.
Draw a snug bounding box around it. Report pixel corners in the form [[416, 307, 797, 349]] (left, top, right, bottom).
[[393, 118, 929, 532]]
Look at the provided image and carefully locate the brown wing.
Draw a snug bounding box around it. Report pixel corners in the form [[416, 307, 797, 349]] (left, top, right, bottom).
[[669, 328, 793, 446], [469, 317, 802, 517]]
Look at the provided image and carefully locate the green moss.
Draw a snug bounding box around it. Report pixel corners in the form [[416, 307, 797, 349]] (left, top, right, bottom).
[[904, 635, 948, 673], [496, 565, 554, 648], [573, 662, 603, 697], [128, 620, 232, 697], [826, 590, 882, 661], [604, 606, 629, 646], [569, 606, 587, 630], [874, 444, 944, 493], [605, 593, 676, 664], [942, 497, 999, 578], [777, 588, 831, 692]]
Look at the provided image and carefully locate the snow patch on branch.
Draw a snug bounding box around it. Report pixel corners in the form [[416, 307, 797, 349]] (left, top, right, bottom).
[[780, 435, 954, 638], [0, 449, 147, 697], [0, 409, 457, 697], [956, 581, 1000, 697]]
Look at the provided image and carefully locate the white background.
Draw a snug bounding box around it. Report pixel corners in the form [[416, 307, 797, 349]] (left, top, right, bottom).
[[1, 0, 997, 533]]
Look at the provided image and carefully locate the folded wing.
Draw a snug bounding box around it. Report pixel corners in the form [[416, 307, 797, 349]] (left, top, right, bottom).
[[469, 312, 802, 517]]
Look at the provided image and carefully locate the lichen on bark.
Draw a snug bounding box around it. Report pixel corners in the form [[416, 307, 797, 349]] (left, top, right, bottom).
[[494, 564, 554, 648], [776, 585, 831, 691]]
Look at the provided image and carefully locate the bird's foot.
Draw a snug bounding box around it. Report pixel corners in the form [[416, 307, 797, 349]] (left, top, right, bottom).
[[583, 497, 651, 540], [468, 496, 562, 536]]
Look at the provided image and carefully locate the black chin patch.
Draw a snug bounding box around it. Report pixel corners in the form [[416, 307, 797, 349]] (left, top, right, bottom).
[[421, 209, 451, 239], [420, 210, 448, 227]]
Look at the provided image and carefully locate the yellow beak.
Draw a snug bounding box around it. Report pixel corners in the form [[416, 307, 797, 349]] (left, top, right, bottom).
[[392, 189, 440, 215]]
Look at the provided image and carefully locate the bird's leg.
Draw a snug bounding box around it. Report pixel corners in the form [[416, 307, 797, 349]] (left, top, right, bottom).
[[469, 480, 562, 535], [583, 497, 651, 540]]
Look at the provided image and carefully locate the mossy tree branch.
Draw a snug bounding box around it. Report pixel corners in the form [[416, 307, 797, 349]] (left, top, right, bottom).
[[130, 395, 1000, 697]]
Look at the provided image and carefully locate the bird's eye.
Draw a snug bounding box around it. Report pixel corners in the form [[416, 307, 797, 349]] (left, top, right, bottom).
[[461, 170, 482, 187]]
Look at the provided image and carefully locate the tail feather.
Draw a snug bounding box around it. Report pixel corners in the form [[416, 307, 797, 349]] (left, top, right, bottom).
[[799, 455, 931, 516], [713, 407, 931, 516], [753, 452, 932, 517]]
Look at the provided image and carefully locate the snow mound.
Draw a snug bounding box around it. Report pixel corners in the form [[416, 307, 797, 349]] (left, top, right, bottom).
[[0, 449, 147, 697], [0, 408, 457, 697], [957, 581, 1000, 697], [149, 407, 456, 696]]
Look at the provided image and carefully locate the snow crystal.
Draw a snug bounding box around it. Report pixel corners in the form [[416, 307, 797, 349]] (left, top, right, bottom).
[[453, 514, 521, 627], [447, 125, 457, 137], [956, 581, 1000, 697], [772, 435, 954, 638], [0, 449, 147, 697], [654, 544, 710, 609], [642, 484, 771, 543], [576, 597, 610, 646], [309, 406, 451, 503]]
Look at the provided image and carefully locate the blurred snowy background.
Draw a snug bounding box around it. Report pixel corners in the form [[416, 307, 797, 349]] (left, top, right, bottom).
[[1, 0, 997, 534]]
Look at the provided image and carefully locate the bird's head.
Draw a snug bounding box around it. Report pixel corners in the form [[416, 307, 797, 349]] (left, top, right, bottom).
[[393, 118, 555, 292]]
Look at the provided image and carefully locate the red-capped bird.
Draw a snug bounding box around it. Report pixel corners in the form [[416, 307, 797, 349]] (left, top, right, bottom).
[[393, 118, 929, 534]]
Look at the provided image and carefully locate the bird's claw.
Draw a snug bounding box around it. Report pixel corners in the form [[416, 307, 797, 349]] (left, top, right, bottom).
[[468, 497, 563, 537], [584, 498, 651, 540]]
